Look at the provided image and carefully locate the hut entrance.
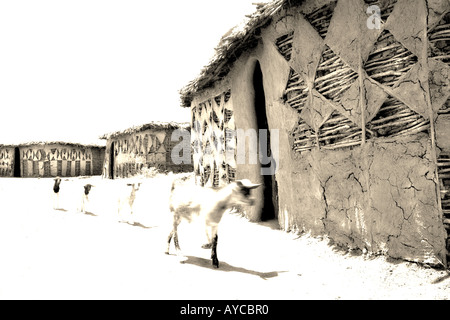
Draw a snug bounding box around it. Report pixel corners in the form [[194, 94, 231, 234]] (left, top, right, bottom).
[[253, 61, 278, 221], [109, 142, 115, 179], [14, 147, 21, 177]]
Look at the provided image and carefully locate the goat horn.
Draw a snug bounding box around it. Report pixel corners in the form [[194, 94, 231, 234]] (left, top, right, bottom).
[[237, 179, 261, 189]]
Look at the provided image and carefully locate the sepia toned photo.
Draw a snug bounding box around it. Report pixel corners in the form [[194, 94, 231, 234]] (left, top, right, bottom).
[[0, 0, 449, 303]]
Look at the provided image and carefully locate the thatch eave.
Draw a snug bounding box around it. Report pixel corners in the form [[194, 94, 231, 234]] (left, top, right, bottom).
[[179, 0, 299, 108], [0, 141, 106, 149], [100, 121, 191, 140]]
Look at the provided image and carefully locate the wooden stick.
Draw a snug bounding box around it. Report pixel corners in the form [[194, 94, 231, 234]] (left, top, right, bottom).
[[364, 50, 413, 68], [370, 113, 421, 127], [321, 122, 353, 133], [392, 123, 430, 137], [438, 163, 450, 167], [286, 93, 308, 102], [358, 44, 366, 144], [319, 130, 362, 142], [285, 85, 308, 94], [365, 55, 417, 73], [321, 140, 362, 150], [368, 43, 403, 57]]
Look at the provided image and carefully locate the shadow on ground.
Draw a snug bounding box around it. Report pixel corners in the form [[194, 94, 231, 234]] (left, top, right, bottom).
[[432, 271, 450, 284], [118, 221, 153, 229], [182, 256, 286, 280]]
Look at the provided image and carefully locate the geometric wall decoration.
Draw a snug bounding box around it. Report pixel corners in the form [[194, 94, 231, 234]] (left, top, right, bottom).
[[192, 89, 235, 187], [102, 123, 192, 179], [272, 0, 438, 154], [284, 68, 309, 112], [428, 12, 450, 67], [0, 143, 103, 178], [319, 110, 368, 149], [275, 31, 294, 61], [303, 1, 337, 39], [292, 119, 318, 153], [367, 96, 430, 137], [364, 30, 418, 87], [315, 46, 359, 103]]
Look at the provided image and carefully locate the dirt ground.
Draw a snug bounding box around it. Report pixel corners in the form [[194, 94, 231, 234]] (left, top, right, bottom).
[[0, 174, 448, 300]]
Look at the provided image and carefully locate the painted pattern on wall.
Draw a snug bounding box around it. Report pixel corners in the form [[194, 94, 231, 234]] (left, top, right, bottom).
[[20, 145, 99, 177], [191, 90, 236, 187], [0, 148, 14, 177], [104, 128, 192, 179], [0, 144, 104, 178]]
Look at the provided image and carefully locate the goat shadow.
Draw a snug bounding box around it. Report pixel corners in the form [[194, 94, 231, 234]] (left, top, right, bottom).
[[182, 255, 286, 280], [432, 271, 450, 284], [118, 221, 153, 229], [82, 211, 97, 217]]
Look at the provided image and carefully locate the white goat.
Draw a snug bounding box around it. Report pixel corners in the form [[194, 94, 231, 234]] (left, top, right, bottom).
[[80, 184, 94, 214], [52, 177, 62, 210], [118, 182, 142, 225], [166, 178, 260, 268]]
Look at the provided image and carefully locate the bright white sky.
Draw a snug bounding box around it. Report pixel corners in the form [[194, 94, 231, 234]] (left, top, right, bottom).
[[0, 0, 267, 145]]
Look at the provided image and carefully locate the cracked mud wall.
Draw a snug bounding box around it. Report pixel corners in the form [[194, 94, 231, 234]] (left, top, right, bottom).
[[278, 131, 446, 265]]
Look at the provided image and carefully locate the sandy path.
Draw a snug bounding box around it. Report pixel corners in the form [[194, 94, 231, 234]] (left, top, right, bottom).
[[0, 175, 448, 300]]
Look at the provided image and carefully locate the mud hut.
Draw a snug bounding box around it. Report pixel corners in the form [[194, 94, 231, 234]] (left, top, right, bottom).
[[0, 142, 105, 178], [180, 0, 450, 266], [100, 122, 192, 179]]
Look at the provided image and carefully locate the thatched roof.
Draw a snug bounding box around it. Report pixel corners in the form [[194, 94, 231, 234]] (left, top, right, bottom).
[[100, 121, 191, 140], [179, 0, 294, 107], [0, 141, 106, 149]]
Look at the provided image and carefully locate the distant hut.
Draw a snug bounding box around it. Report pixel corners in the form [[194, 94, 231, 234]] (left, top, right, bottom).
[[180, 0, 450, 266], [0, 142, 105, 178], [100, 122, 192, 179]]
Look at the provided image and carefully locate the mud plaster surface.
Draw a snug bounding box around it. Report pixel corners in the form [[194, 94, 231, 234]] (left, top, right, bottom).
[[286, 135, 446, 264]]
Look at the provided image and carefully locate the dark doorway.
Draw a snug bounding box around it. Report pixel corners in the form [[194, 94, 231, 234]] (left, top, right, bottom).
[[14, 147, 21, 177], [109, 142, 115, 179], [253, 61, 278, 221]]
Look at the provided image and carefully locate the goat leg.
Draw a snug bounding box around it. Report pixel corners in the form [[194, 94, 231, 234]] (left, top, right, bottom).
[[211, 234, 219, 268], [202, 225, 213, 249], [173, 230, 181, 252], [165, 230, 174, 255]]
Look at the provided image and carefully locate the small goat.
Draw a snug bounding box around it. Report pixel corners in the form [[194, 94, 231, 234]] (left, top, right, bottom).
[[118, 182, 142, 225], [166, 178, 260, 268], [80, 184, 94, 214], [52, 177, 62, 209]]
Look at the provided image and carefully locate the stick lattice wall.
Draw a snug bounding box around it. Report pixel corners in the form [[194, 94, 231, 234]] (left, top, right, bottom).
[[276, 0, 450, 153]]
